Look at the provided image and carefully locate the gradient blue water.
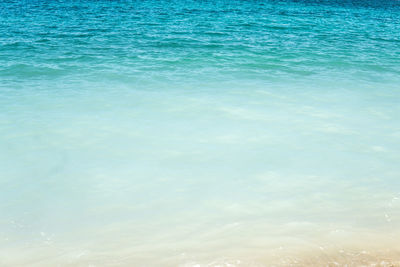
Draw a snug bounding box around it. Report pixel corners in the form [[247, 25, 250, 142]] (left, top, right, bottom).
[[1, 0, 400, 266]]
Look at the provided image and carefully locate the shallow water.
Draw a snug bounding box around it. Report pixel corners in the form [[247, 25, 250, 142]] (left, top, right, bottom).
[[1, 0, 400, 266]]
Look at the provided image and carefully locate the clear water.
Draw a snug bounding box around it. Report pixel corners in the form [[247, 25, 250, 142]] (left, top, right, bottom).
[[1, 0, 400, 266]]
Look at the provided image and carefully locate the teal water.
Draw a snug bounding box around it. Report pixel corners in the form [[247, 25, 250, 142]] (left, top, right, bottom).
[[1, 0, 400, 266]]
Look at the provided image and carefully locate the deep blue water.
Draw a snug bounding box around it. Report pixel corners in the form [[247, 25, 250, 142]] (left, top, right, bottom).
[[1, 0, 400, 266]]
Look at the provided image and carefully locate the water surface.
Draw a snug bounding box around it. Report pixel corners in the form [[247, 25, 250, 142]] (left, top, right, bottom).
[[1, 0, 400, 266]]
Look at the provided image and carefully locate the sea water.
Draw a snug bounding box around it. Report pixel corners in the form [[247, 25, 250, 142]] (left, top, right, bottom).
[[1, 0, 400, 266]]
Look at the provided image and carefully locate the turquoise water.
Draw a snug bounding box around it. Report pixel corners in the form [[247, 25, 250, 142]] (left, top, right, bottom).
[[1, 0, 400, 266]]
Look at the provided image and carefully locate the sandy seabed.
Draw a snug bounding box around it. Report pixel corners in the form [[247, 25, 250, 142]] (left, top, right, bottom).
[[2, 231, 400, 267]]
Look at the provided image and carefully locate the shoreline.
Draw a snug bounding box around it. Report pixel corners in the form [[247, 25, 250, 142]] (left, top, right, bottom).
[[2, 247, 399, 266], [2, 228, 400, 266]]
